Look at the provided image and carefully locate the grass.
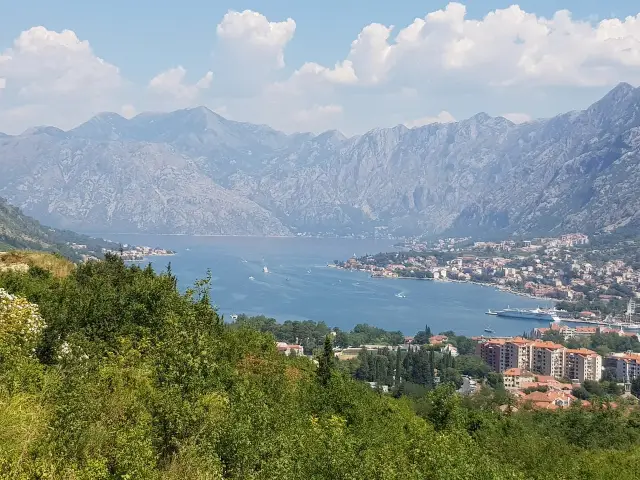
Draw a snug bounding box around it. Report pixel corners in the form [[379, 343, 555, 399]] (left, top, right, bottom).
[[0, 250, 75, 278]]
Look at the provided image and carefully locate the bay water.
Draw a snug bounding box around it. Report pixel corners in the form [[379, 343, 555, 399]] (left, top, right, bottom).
[[104, 235, 551, 337]]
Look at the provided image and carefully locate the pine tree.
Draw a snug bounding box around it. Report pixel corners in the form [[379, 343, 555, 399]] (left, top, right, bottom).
[[317, 335, 335, 386], [425, 325, 432, 343]]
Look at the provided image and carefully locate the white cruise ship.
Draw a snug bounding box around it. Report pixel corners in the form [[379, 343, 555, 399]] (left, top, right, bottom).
[[494, 307, 560, 322]]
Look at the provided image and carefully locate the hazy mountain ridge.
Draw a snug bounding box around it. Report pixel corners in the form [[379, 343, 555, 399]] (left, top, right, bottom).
[[1, 83, 639, 237]]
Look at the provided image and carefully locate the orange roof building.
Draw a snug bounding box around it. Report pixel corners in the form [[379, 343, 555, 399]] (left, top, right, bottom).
[[476, 337, 602, 382]]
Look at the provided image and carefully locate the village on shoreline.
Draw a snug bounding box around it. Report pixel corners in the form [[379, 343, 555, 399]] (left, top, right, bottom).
[[70, 242, 176, 262], [332, 232, 640, 324]]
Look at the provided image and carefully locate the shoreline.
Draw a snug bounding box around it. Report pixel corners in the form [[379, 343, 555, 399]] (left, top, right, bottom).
[[330, 264, 558, 303]]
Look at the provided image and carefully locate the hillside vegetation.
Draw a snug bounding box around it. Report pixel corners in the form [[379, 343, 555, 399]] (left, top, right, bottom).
[[0, 197, 117, 259], [1, 255, 640, 478], [0, 251, 75, 278]]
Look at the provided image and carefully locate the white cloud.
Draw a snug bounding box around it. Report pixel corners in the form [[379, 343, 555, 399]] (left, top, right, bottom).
[[300, 3, 640, 89], [216, 10, 296, 69], [405, 111, 456, 128], [3, 5, 640, 135], [0, 26, 123, 133], [213, 10, 296, 95], [501, 112, 532, 124], [0, 26, 121, 99], [148, 66, 213, 102]]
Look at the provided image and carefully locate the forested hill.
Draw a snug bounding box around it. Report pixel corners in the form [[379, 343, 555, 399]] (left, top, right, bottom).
[[1, 254, 640, 478], [0, 197, 115, 258]]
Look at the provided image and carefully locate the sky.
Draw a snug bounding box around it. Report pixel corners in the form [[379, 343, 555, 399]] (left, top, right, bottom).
[[2, 0, 640, 135]]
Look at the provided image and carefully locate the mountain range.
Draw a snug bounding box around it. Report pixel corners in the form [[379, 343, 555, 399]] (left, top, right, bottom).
[[1, 82, 640, 238]]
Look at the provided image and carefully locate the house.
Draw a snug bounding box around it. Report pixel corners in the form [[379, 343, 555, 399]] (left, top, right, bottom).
[[276, 342, 305, 356], [441, 344, 459, 357], [503, 368, 535, 389], [521, 390, 576, 409], [429, 335, 449, 345]]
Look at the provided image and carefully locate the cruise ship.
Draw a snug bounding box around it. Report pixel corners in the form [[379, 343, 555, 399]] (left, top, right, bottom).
[[493, 307, 560, 322]]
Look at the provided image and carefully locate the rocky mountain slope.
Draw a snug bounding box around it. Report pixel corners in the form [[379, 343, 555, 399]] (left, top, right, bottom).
[[0, 197, 117, 258], [1, 83, 639, 237]]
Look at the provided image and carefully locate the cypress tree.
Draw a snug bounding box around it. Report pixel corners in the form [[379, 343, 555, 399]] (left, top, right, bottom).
[[355, 347, 369, 381], [395, 347, 402, 388], [317, 335, 335, 386]]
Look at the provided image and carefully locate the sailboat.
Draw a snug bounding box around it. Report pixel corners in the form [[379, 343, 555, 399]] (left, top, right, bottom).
[[263, 266, 269, 274], [484, 326, 494, 334]]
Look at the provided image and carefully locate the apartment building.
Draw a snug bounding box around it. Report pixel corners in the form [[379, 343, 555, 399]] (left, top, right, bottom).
[[565, 348, 603, 382], [530, 341, 566, 378], [607, 352, 640, 382], [477, 338, 602, 381]]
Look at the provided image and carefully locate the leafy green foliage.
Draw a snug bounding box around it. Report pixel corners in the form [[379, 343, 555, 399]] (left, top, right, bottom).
[[230, 315, 403, 352], [0, 254, 639, 478]]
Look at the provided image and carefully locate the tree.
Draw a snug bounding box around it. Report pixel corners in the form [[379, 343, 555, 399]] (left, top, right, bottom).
[[631, 376, 640, 398], [354, 347, 370, 381], [317, 335, 335, 386], [486, 372, 503, 389], [394, 347, 402, 389], [425, 325, 432, 341], [455, 355, 490, 378]]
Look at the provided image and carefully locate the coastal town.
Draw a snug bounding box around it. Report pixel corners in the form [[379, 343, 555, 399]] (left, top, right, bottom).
[[70, 242, 176, 261], [334, 232, 640, 323]]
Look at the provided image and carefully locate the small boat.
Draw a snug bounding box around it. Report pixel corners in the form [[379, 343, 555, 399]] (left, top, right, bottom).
[[249, 276, 255, 281], [263, 266, 269, 274], [230, 314, 238, 321], [484, 327, 494, 333], [395, 292, 406, 298], [306, 269, 312, 274]]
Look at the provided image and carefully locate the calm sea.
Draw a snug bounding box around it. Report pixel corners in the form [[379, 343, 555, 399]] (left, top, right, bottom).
[[102, 235, 552, 337]]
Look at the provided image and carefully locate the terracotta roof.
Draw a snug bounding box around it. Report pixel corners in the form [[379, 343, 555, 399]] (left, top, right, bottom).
[[522, 390, 575, 407], [532, 340, 564, 350], [575, 327, 597, 333], [504, 368, 535, 377], [566, 348, 598, 357]]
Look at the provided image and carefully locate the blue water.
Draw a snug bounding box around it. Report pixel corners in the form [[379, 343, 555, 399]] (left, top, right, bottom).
[[103, 235, 552, 337]]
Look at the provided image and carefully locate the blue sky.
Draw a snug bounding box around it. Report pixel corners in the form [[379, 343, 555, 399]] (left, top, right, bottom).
[[1, 1, 640, 134]]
